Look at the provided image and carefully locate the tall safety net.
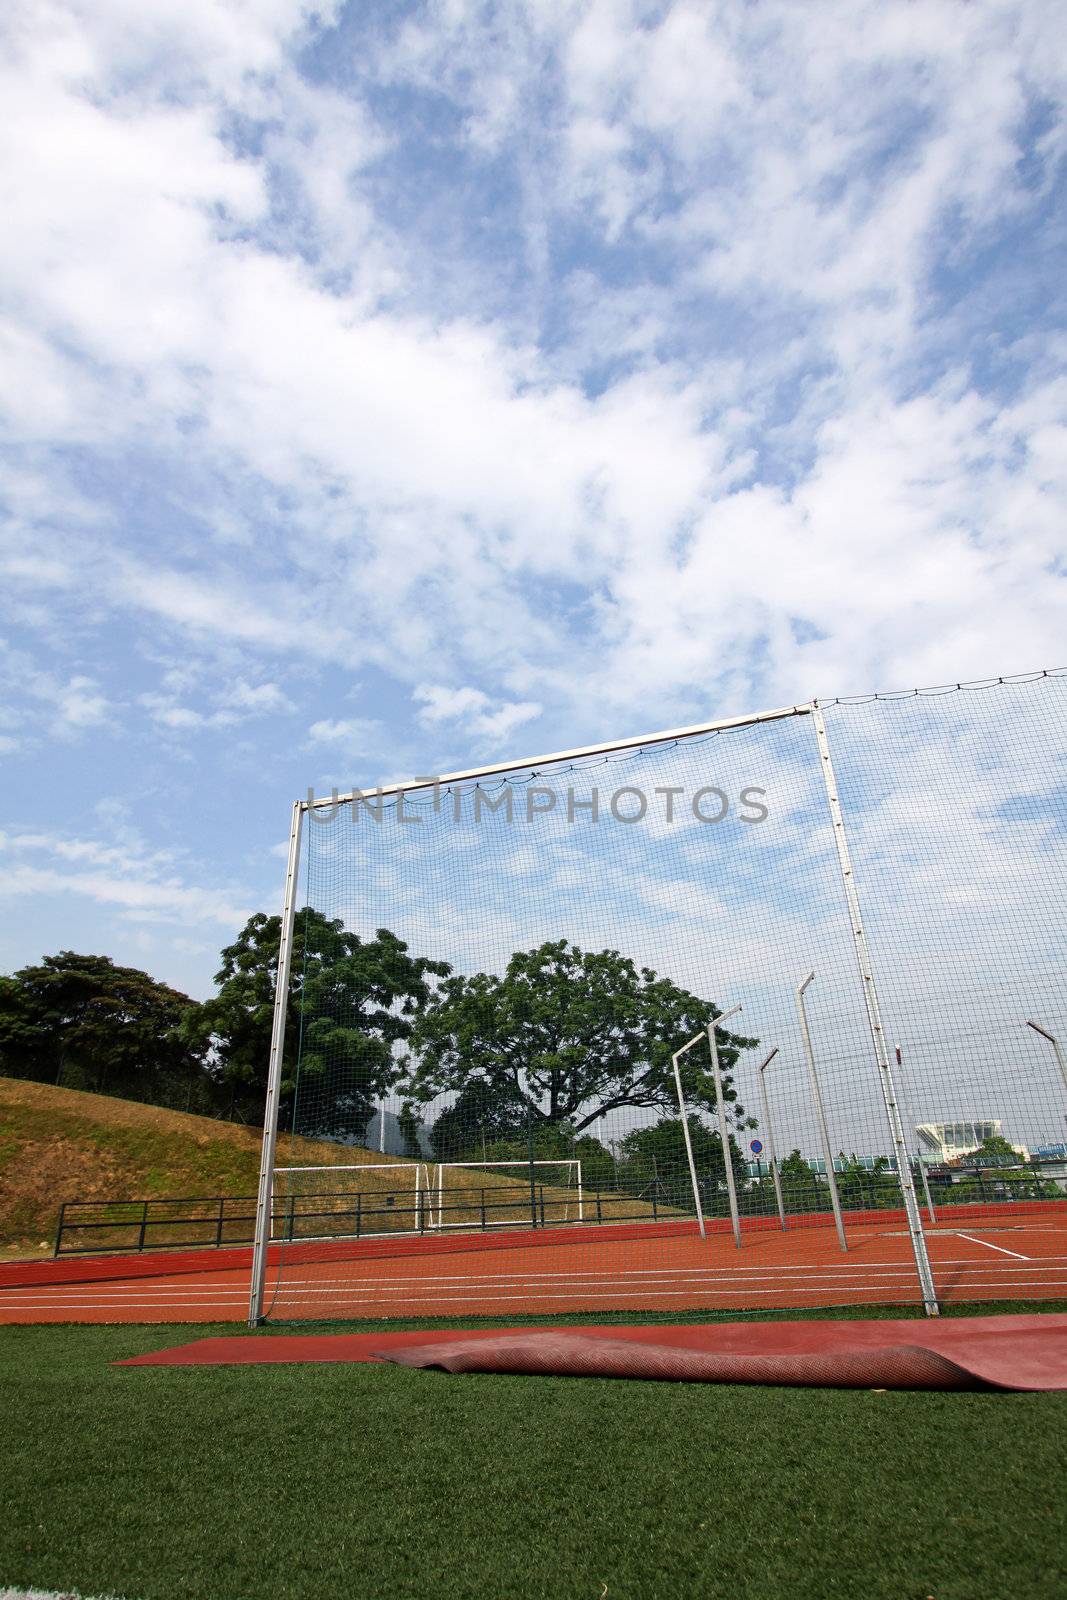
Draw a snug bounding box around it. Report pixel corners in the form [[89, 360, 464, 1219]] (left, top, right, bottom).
[[257, 672, 1067, 1322]]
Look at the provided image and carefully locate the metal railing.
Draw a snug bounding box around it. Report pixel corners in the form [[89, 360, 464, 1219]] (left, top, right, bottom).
[[53, 1181, 668, 1256], [55, 1162, 1065, 1257], [54, 1195, 261, 1256]]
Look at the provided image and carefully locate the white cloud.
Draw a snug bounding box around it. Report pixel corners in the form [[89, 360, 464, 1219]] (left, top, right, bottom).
[[223, 679, 291, 714], [414, 684, 543, 745], [0, 644, 116, 744], [0, 826, 249, 927], [0, 0, 1059, 740], [138, 677, 294, 731], [306, 717, 382, 749]]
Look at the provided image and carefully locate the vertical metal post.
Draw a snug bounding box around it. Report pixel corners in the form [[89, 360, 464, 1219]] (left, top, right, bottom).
[[527, 1108, 537, 1228], [757, 1048, 786, 1230], [248, 799, 305, 1327], [672, 1031, 709, 1239], [796, 974, 848, 1252], [810, 701, 939, 1314], [707, 1005, 743, 1249], [893, 1046, 936, 1224], [915, 1142, 937, 1224], [1026, 1021, 1067, 1100]]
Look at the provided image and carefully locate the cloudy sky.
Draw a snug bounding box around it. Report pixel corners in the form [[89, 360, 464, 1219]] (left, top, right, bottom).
[[1, 0, 1065, 1006]]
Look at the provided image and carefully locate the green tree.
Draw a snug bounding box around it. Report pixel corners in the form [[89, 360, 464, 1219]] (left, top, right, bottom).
[[615, 1115, 748, 1211], [409, 938, 753, 1132], [187, 909, 448, 1134], [397, 1102, 425, 1159], [775, 1148, 831, 1213], [0, 952, 206, 1105], [428, 1079, 530, 1160], [968, 1134, 1023, 1168], [833, 1153, 899, 1211]]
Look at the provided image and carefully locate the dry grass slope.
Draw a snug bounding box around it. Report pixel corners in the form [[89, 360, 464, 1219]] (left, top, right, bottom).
[[0, 1078, 417, 1257], [0, 1079, 666, 1256]]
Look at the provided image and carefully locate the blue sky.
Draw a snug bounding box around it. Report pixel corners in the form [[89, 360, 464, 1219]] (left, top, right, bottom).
[[1, 0, 1066, 1020]]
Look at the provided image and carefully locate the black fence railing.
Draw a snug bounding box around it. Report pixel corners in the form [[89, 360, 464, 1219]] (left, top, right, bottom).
[[54, 1181, 661, 1257], [54, 1163, 1065, 1257], [54, 1196, 263, 1257]]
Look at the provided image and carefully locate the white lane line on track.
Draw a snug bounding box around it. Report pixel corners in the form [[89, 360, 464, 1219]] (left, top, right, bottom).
[[10, 1276, 1067, 1313], [11, 1270, 1067, 1312], [0, 1266, 942, 1298], [7, 1255, 1066, 1301], [267, 1279, 1067, 1307], [952, 1231, 1030, 1259]]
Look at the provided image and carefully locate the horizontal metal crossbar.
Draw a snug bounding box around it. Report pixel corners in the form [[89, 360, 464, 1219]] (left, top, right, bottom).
[[302, 701, 812, 809]]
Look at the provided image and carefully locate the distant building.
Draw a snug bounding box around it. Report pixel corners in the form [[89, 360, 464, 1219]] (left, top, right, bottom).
[[915, 1119, 1029, 1164]]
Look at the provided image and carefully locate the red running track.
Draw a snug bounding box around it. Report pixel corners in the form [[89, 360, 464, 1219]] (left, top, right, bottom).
[[2, 1206, 1065, 1324]]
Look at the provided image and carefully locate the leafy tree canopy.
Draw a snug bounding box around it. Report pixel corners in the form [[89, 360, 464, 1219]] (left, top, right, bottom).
[[428, 1079, 530, 1161], [187, 909, 449, 1136], [409, 939, 754, 1132], [965, 1134, 1024, 1168], [0, 952, 204, 1100], [616, 1115, 748, 1209]]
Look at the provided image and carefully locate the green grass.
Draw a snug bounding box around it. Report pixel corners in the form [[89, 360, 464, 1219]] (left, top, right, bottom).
[[2, 1312, 1066, 1600]]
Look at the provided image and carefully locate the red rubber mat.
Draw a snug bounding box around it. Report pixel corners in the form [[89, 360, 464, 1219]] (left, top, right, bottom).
[[117, 1312, 1067, 1389]]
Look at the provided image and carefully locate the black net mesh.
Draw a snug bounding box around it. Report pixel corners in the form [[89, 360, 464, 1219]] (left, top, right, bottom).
[[261, 673, 1067, 1320]]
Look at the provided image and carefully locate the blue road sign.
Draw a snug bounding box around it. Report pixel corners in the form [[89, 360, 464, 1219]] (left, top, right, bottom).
[[750, 1139, 764, 1155]]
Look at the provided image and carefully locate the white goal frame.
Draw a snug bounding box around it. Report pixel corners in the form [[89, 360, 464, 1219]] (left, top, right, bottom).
[[247, 693, 938, 1323], [420, 1159, 584, 1230], [270, 1163, 422, 1239]]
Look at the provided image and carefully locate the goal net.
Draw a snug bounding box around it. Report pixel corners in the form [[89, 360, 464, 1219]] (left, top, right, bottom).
[[419, 1159, 584, 1230], [270, 1163, 421, 1242], [251, 673, 1067, 1325]]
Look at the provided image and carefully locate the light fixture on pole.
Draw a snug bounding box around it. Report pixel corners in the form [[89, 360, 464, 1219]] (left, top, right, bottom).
[[756, 1047, 786, 1231]]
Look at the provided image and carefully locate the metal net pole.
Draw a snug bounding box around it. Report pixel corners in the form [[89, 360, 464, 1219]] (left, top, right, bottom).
[[248, 799, 304, 1326], [810, 701, 939, 1315], [708, 1006, 743, 1248]]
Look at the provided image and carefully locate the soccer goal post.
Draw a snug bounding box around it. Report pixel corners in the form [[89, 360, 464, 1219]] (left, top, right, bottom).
[[423, 1159, 583, 1230], [240, 673, 1067, 1326], [270, 1163, 423, 1241]]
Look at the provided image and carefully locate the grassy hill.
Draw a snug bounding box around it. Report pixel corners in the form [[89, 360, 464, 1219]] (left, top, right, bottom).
[[0, 1078, 650, 1256], [0, 1078, 424, 1257]]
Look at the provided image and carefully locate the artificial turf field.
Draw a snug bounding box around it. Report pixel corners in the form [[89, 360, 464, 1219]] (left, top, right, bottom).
[[3, 1305, 1066, 1600]]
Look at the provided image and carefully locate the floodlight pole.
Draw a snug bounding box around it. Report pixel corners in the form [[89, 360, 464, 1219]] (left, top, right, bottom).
[[248, 799, 304, 1327], [672, 1031, 710, 1239], [1026, 1021, 1067, 1101], [796, 974, 848, 1253], [757, 1048, 786, 1230], [810, 701, 939, 1314], [707, 1005, 744, 1249]]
